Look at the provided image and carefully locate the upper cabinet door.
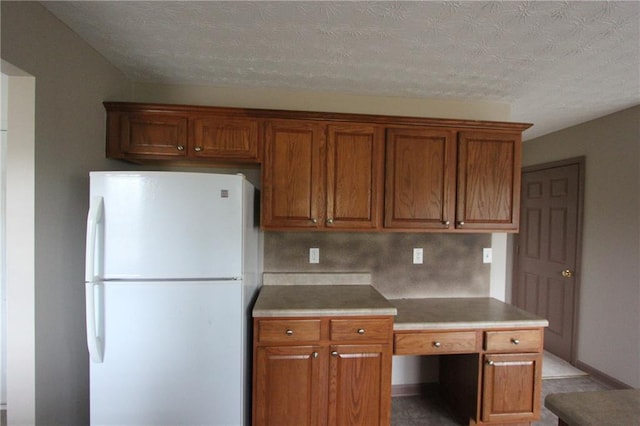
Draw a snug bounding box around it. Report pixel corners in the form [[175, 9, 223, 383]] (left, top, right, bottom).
[[456, 131, 521, 231], [190, 116, 260, 161], [262, 120, 325, 229], [326, 124, 384, 230], [384, 128, 456, 230], [120, 113, 188, 157]]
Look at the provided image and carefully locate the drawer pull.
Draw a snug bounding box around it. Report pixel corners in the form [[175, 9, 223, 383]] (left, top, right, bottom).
[[433, 341, 442, 348], [285, 329, 294, 336], [511, 338, 520, 345], [312, 351, 318, 358], [487, 360, 495, 366], [331, 351, 339, 357], [357, 328, 365, 335]]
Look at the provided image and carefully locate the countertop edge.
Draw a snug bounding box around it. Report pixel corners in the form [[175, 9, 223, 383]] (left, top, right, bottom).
[[394, 319, 549, 331], [253, 307, 398, 317]]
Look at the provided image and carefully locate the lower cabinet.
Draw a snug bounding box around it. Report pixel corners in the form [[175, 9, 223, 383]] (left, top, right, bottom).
[[482, 353, 542, 424], [481, 329, 543, 424], [398, 327, 544, 425], [253, 317, 393, 426], [328, 344, 392, 426], [254, 345, 326, 426]]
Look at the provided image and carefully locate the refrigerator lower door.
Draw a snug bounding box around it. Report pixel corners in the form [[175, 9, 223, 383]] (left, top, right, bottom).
[[90, 280, 244, 426]]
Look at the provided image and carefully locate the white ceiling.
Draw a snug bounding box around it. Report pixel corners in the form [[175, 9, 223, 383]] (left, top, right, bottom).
[[43, 1, 640, 140]]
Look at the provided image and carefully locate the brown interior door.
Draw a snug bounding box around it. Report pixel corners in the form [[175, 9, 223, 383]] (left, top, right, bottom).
[[514, 158, 583, 362]]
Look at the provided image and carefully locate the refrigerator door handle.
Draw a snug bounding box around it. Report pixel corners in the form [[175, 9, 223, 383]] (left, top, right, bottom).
[[85, 196, 104, 282], [86, 282, 104, 363]]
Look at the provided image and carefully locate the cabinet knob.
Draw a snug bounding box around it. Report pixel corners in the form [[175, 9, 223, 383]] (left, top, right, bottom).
[[511, 338, 520, 345], [312, 351, 318, 358], [311, 218, 318, 224], [457, 221, 465, 226], [433, 341, 441, 348], [326, 218, 334, 225], [442, 220, 450, 226], [331, 351, 339, 357], [285, 329, 294, 336], [357, 328, 365, 335], [194, 146, 203, 152], [487, 360, 495, 366], [176, 145, 185, 151]]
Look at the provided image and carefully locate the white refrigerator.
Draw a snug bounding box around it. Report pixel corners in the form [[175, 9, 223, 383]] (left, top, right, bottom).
[[85, 171, 261, 426]]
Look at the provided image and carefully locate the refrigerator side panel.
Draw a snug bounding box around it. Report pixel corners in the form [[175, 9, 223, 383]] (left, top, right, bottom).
[[241, 178, 263, 425], [241, 178, 262, 300], [90, 281, 243, 426], [90, 172, 244, 280]]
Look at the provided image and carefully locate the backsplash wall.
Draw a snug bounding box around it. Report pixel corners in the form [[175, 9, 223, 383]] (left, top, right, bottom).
[[264, 232, 491, 299]]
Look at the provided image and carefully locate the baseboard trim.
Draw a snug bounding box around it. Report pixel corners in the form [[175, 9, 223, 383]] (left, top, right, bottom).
[[576, 360, 632, 389], [391, 382, 438, 397]]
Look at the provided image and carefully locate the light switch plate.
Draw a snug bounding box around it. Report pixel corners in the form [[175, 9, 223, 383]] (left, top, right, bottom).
[[483, 248, 492, 264], [413, 248, 424, 264], [309, 248, 320, 264]]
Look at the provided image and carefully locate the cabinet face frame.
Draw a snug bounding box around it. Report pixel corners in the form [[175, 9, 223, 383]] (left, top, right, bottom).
[[262, 122, 384, 231], [394, 326, 545, 425], [253, 316, 393, 426], [108, 108, 263, 163]]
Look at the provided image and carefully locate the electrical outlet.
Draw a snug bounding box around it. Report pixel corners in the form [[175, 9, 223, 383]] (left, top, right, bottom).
[[309, 248, 320, 264], [413, 248, 424, 264], [483, 248, 492, 264]]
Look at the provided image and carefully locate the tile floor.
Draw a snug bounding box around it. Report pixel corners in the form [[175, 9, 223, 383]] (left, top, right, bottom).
[[391, 375, 611, 426]]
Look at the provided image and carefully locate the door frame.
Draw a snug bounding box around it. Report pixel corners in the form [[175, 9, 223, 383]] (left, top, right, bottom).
[[512, 156, 585, 365]]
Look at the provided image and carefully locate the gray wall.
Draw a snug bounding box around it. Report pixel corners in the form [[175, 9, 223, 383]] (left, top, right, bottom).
[[265, 232, 491, 299], [522, 105, 640, 388], [1, 2, 132, 424]]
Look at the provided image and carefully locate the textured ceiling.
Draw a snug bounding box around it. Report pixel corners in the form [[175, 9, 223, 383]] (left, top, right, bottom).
[[43, 1, 640, 140]]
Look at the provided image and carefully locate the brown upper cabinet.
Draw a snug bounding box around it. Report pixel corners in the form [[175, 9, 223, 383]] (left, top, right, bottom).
[[105, 102, 261, 163], [385, 128, 456, 230], [261, 120, 384, 230], [385, 128, 522, 231], [104, 102, 530, 232], [456, 131, 522, 231]]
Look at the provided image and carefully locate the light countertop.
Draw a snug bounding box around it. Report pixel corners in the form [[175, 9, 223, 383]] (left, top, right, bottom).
[[391, 297, 549, 330], [252, 284, 398, 317], [252, 281, 548, 330]]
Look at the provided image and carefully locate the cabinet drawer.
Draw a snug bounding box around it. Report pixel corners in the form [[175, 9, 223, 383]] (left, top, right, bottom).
[[484, 329, 543, 352], [394, 331, 478, 355], [330, 318, 391, 342], [257, 319, 321, 343]]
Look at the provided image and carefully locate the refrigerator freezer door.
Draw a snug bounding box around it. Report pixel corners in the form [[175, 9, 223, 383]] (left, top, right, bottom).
[[90, 280, 244, 425], [90, 172, 246, 280]]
